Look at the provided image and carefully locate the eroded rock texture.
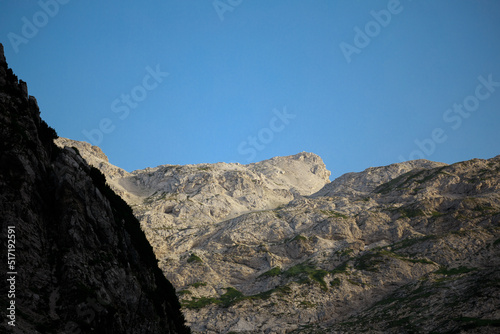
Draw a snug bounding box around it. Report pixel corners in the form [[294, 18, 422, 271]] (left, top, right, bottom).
[[0, 44, 190, 333], [64, 130, 500, 333]]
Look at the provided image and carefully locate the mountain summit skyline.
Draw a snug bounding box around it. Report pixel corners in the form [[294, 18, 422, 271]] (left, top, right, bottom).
[[1, 1, 499, 179], [56, 135, 500, 333]]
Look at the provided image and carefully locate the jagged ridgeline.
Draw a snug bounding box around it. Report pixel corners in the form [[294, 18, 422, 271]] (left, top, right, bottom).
[[0, 43, 190, 333], [57, 140, 500, 332], [57, 123, 500, 330]]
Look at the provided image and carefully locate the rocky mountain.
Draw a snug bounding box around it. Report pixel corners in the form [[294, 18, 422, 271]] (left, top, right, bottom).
[[0, 44, 190, 333], [58, 135, 500, 333]]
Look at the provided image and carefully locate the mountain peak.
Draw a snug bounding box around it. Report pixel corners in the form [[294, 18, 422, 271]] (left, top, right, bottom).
[[56, 138, 331, 219], [313, 159, 448, 197]]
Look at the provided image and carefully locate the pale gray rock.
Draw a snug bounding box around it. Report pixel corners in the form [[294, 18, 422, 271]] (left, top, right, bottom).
[[61, 136, 500, 334], [312, 159, 447, 197]]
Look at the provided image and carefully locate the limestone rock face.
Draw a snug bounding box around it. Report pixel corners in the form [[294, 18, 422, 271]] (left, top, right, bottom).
[[0, 44, 190, 333], [65, 127, 500, 333], [312, 159, 447, 197]]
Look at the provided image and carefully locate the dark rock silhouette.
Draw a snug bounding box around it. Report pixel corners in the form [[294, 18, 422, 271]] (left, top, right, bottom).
[[0, 43, 190, 333]]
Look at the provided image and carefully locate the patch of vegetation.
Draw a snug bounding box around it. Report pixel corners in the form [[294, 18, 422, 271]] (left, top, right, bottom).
[[352, 248, 432, 274], [320, 210, 349, 219], [435, 266, 475, 275], [182, 296, 219, 309], [310, 270, 329, 291], [248, 285, 292, 301], [375, 173, 410, 194], [219, 287, 244, 307], [375, 167, 446, 195], [188, 284, 293, 309], [369, 283, 433, 313], [378, 249, 434, 265], [330, 262, 349, 274], [291, 234, 308, 242], [346, 279, 362, 286], [299, 300, 316, 308], [187, 253, 203, 263], [284, 262, 314, 277], [401, 170, 427, 185], [189, 282, 207, 288], [284, 262, 329, 291], [473, 204, 495, 213], [431, 211, 445, 217], [143, 191, 177, 204], [330, 277, 341, 287], [259, 267, 282, 278], [416, 167, 446, 184], [375, 170, 426, 194], [354, 252, 386, 272], [178, 290, 191, 296], [398, 207, 425, 219], [183, 284, 294, 309]]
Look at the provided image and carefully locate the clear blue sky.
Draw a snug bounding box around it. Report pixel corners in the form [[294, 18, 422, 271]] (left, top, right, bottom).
[[1, 0, 499, 179]]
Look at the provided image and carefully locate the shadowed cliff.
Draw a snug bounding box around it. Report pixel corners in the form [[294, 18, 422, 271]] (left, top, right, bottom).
[[0, 43, 190, 333]]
